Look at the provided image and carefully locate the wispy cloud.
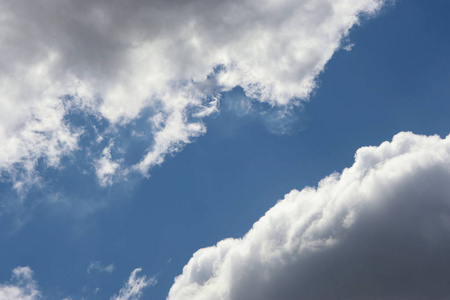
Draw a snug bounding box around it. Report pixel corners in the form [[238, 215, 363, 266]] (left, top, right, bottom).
[[94, 142, 121, 187], [169, 132, 450, 300], [87, 261, 116, 274], [0, 266, 155, 300], [111, 268, 156, 300]]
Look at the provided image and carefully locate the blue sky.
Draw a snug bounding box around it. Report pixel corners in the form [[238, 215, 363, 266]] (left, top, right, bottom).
[[1, 1, 450, 299]]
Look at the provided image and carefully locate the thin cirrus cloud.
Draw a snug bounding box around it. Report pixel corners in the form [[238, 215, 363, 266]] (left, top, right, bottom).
[[168, 132, 450, 300], [87, 261, 116, 274], [0, 0, 385, 190], [111, 268, 157, 300], [0, 267, 153, 300]]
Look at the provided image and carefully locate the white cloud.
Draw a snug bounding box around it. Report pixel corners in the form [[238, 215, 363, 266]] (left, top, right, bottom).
[[0, 267, 40, 300], [168, 132, 450, 300], [111, 268, 156, 300], [94, 143, 121, 187], [87, 261, 116, 274], [0, 266, 155, 300], [0, 0, 385, 188]]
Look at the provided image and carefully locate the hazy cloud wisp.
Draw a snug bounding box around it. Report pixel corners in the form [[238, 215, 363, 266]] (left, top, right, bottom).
[[87, 261, 116, 274], [111, 268, 156, 300]]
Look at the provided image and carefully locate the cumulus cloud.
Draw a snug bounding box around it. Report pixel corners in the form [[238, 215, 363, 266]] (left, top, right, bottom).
[[0, 267, 40, 300], [0, 0, 384, 188], [169, 132, 450, 300], [87, 261, 116, 274], [111, 268, 156, 300]]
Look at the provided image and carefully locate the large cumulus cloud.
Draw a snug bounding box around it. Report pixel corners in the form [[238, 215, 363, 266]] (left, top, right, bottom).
[[168, 132, 450, 300], [0, 0, 384, 188]]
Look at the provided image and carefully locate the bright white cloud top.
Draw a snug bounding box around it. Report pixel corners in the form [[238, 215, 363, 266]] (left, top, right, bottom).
[[0, 0, 384, 189], [169, 132, 450, 300]]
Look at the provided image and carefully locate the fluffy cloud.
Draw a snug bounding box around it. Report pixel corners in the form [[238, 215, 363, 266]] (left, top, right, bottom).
[[111, 268, 156, 300], [168, 132, 450, 300], [0, 0, 384, 187], [0, 267, 41, 300]]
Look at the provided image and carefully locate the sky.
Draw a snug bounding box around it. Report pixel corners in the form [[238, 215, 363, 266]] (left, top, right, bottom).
[[1, 0, 450, 299]]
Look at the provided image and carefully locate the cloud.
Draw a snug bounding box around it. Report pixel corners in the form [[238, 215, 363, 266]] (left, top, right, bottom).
[[111, 268, 156, 300], [94, 143, 121, 187], [0, 267, 154, 300], [0, 267, 41, 300], [0, 0, 385, 188], [168, 132, 450, 300], [87, 261, 116, 274]]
